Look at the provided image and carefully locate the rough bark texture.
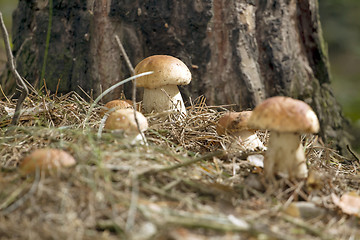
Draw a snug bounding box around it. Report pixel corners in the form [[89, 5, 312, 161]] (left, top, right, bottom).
[[0, 0, 349, 150]]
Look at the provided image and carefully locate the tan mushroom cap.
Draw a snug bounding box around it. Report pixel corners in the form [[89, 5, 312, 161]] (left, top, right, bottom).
[[123, 99, 142, 112], [19, 148, 76, 174], [134, 55, 191, 89], [216, 111, 253, 135], [101, 100, 132, 116], [249, 96, 320, 133], [104, 108, 148, 133]]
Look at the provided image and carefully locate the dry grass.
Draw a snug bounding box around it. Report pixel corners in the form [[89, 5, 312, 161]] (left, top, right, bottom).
[[0, 92, 360, 240]]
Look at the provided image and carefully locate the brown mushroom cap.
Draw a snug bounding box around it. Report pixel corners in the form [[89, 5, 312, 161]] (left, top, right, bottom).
[[104, 108, 148, 133], [101, 100, 132, 116], [134, 55, 191, 89], [249, 96, 319, 133], [216, 111, 253, 135], [123, 99, 142, 112], [19, 148, 76, 174]]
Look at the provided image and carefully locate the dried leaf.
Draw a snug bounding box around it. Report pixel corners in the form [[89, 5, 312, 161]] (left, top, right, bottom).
[[332, 192, 360, 216]]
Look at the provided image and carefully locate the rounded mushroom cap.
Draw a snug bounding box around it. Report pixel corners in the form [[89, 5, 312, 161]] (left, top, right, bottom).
[[216, 111, 253, 135], [19, 148, 76, 174], [104, 108, 148, 133], [249, 96, 320, 133], [134, 55, 191, 89], [101, 100, 132, 116], [123, 99, 142, 112]]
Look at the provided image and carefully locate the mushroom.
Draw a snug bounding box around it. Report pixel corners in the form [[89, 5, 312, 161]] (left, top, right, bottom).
[[123, 99, 142, 112], [100, 99, 132, 117], [19, 148, 76, 175], [134, 55, 191, 115], [248, 96, 320, 179], [104, 108, 148, 143], [216, 111, 266, 151]]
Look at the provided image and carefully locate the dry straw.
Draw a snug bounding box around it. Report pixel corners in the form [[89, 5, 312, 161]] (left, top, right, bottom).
[[0, 90, 359, 239]]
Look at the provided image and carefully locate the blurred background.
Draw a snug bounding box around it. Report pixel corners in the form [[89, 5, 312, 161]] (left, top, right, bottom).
[[0, 0, 359, 152], [319, 0, 360, 152], [0, 0, 15, 65]]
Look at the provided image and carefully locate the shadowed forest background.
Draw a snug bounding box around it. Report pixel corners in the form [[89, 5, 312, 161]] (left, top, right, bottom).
[[0, 0, 359, 151]]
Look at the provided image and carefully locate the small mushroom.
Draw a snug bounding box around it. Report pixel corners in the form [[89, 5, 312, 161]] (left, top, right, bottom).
[[19, 148, 76, 175], [100, 99, 132, 117], [123, 99, 142, 112], [104, 108, 148, 143], [216, 111, 265, 151], [134, 55, 191, 115], [249, 96, 320, 179]]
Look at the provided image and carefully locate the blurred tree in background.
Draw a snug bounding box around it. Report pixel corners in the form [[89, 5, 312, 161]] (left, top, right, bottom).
[[0, 0, 359, 151], [0, 0, 16, 64], [319, 0, 360, 151]]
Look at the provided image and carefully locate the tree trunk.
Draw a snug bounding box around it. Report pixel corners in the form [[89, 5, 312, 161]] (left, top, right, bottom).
[[1, 0, 350, 151]]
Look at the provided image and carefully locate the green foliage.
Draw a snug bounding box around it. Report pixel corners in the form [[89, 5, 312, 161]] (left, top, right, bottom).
[[319, 0, 360, 150], [0, 0, 17, 63], [0, 0, 17, 28]]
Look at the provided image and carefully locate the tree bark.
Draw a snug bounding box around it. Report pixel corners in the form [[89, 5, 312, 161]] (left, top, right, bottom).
[[1, 0, 350, 151]]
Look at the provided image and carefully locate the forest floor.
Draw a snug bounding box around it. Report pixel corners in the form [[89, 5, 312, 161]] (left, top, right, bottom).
[[0, 91, 359, 240]]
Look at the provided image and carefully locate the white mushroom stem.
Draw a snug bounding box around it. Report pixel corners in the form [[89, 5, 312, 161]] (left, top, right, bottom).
[[131, 133, 147, 145], [230, 130, 266, 151], [265, 131, 308, 179], [142, 85, 186, 115]]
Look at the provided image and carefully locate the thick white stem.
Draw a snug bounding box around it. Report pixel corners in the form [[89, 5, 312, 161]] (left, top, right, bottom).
[[231, 130, 266, 151], [131, 133, 147, 145], [266, 131, 308, 179], [142, 85, 186, 115]]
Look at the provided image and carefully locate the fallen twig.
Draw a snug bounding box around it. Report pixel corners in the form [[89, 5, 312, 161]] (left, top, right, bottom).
[[115, 35, 135, 75], [115, 34, 147, 145], [141, 151, 225, 175], [139, 204, 291, 240], [347, 144, 359, 161], [0, 11, 29, 125], [281, 214, 334, 240]]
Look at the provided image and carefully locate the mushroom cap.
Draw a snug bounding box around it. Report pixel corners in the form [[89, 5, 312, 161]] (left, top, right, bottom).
[[104, 108, 148, 133], [134, 55, 191, 89], [123, 99, 142, 112], [101, 100, 132, 116], [216, 111, 253, 135], [249, 96, 320, 133], [19, 148, 76, 174]]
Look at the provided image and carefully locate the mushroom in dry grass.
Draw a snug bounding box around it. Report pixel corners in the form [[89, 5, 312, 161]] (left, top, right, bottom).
[[123, 99, 142, 112], [104, 108, 148, 143], [216, 111, 265, 151], [249, 96, 319, 179], [134, 55, 191, 115], [100, 99, 132, 117], [19, 148, 76, 175]]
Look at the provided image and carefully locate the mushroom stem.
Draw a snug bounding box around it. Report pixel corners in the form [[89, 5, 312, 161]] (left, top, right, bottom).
[[266, 131, 308, 179], [131, 133, 147, 145], [231, 130, 266, 151], [142, 85, 186, 115]]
